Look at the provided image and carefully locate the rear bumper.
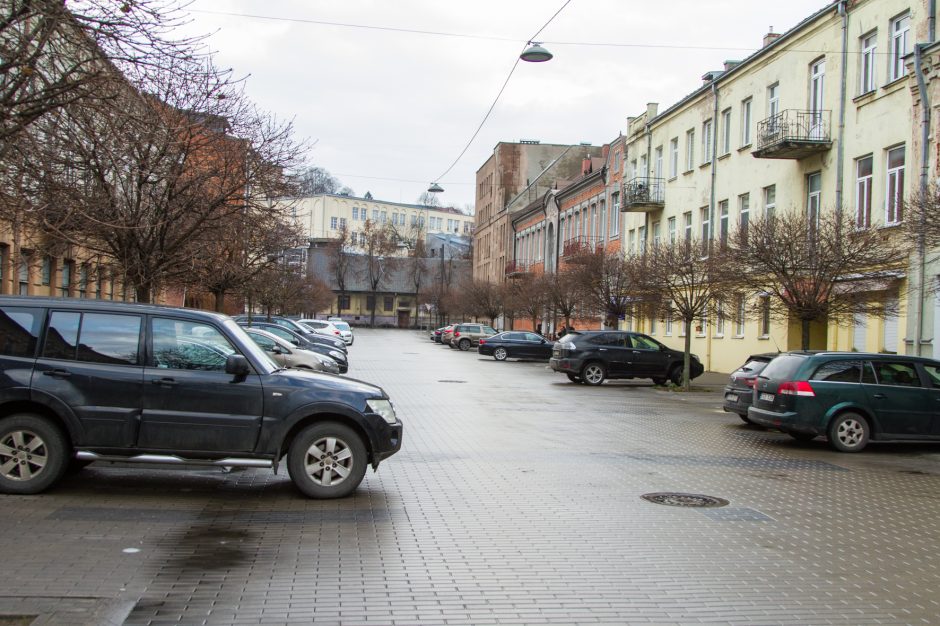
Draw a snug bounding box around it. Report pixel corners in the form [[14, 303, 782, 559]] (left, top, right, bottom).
[[747, 405, 819, 435], [722, 386, 753, 415], [550, 357, 583, 372]]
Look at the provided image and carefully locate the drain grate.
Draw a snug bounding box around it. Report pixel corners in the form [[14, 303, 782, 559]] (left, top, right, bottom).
[[641, 492, 729, 508], [438, 379, 467, 383]]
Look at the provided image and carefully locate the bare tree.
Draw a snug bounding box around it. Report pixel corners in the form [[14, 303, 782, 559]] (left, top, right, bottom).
[[508, 275, 548, 333], [459, 279, 502, 327], [31, 52, 305, 303], [639, 240, 741, 389], [545, 267, 584, 331], [248, 262, 332, 318], [569, 249, 635, 328], [327, 223, 354, 313], [293, 166, 341, 195], [417, 191, 441, 207], [358, 219, 398, 326], [729, 208, 907, 350]]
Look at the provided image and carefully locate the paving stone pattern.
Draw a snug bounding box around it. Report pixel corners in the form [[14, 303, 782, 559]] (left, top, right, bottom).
[[1, 329, 940, 624]]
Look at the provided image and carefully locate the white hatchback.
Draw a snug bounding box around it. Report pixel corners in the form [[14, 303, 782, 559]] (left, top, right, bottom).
[[299, 319, 353, 345]]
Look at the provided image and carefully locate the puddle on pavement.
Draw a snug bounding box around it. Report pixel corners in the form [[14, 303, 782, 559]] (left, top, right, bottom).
[[165, 526, 252, 571]]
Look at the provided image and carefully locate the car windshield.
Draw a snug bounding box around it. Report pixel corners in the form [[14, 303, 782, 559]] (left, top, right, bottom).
[[332, 321, 350, 331], [759, 354, 806, 380]]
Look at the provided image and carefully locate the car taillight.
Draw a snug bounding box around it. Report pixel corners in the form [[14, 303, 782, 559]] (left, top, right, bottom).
[[778, 381, 815, 397], [454, 331, 461, 337], [479, 339, 486, 345], [743, 377, 757, 388]]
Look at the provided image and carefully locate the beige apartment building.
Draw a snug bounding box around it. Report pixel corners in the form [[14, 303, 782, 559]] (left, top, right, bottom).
[[621, 0, 919, 373], [289, 194, 474, 254]]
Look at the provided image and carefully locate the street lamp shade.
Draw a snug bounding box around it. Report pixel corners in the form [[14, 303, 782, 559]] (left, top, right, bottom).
[[427, 182, 444, 193], [520, 42, 553, 63]]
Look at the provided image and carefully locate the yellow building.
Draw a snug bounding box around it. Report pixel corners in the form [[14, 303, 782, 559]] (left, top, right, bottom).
[[621, 0, 917, 372]]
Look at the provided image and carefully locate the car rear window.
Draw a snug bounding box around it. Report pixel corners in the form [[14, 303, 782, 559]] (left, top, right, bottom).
[[737, 358, 771, 375], [759, 354, 807, 380], [810, 360, 863, 383]]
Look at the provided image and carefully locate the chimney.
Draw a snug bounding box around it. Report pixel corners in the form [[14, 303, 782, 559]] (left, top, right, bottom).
[[646, 102, 658, 119], [724, 60, 741, 72], [763, 27, 781, 48], [582, 157, 593, 175]]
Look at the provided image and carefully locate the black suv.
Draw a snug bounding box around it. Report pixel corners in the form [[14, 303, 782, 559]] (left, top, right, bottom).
[[0, 297, 402, 498], [550, 331, 703, 385]]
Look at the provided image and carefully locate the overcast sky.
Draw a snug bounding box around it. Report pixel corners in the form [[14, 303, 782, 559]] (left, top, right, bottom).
[[182, 0, 831, 211]]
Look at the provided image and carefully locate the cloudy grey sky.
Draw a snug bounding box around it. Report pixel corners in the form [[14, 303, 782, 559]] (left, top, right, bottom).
[[182, 0, 831, 210]]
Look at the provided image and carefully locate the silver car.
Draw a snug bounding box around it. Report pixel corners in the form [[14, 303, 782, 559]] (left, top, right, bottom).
[[244, 328, 340, 374]]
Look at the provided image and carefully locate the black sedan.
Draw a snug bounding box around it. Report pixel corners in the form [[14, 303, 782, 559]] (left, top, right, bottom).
[[722, 353, 777, 424], [478, 331, 554, 361]]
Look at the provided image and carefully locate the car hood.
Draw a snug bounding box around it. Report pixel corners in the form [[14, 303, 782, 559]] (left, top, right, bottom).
[[275, 368, 385, 397]]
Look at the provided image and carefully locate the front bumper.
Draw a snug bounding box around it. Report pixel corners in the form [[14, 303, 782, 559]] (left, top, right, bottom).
[[370, 420, 403, 468]]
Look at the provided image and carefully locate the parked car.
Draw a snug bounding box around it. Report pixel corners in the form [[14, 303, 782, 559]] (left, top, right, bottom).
[[243, 327, 340, 374], [0, 296, 401, 498], [479, 331, 554, 361], [723, 353, 778, 424], [232, 315, 328, 344], [299, 319, 349, 344], [430, 327, 445, 342], [440, 325, 457, 346], [324, 319, 354, 345], [749, 351, 940, 452], [550, 331, 703, 386], [238, 322, 348, 373], [449, 323, 498, 351]]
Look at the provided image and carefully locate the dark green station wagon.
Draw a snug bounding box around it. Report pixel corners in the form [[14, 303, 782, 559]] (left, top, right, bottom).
[[748, 351, 940, 452]]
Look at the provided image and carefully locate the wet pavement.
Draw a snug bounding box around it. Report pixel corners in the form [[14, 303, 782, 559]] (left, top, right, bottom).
[[2, 329, 940, 624]]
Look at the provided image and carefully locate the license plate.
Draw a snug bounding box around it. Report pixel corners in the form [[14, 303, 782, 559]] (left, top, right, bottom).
[[759, 392, 775, 402], [725, 393, 738, 402]]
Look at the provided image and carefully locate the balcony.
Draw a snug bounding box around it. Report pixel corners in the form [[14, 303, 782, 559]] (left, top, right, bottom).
[[505, 259, 531, 277], [622, 177, 665, 212], [561, 236, 604, 259], [752, 109, 832, 159]]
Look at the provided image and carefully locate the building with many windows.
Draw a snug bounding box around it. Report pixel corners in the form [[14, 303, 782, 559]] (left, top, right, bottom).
[[288, 193, 474, 254], [619, 0, 916, 372]]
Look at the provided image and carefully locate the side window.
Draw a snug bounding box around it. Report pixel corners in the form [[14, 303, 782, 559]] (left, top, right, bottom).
[[873, 361, 921, 387], [468, 325, 481, 333], [810, 360, 862, 383], [607, 334, 629, 348], [862, 361, 877, 384], [152, 318, 237, 372], [631, 335, 660, 350], [524, 333, 541, 342], [267, 326, 300, 346], [484, 326, 497, 334], [250, 333, 278, 351], [43, 311, 81, 360], [77, 313, 141, 365], [0, 306, 43, 358], [922, 364, 940, 388]]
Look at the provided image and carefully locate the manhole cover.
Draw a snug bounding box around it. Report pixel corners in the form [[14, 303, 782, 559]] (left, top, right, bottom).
[[641, 492, 729, 508], [437, 380, 467, 383]]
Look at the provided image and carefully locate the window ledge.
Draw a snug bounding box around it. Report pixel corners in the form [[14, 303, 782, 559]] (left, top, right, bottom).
[[737, 143, 752, 152], [758, 335, 771, 340], [733, 334, 745, 339], [683, 169, 694, 176], [668, 176, 678, 182], [718, 152, 731, 161], [713, 333, 725, 339], [699, 162, 712, 169], [853, 90, 877, 105], [882, 74, 909, 91]]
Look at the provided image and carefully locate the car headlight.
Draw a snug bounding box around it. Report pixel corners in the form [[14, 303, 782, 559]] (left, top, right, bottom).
[[328, 350, 344, 360], [366, 399, 398, 425]]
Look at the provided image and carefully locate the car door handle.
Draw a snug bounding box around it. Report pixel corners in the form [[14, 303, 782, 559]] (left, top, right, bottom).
[[598, 348, 608, 351], [151, 377, 177, 387], [872, 393, 886, 399], [42, 369, 71, 378]]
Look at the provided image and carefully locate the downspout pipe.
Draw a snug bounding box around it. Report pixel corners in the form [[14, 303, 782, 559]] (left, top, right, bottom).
[[914, 43, 931, 356], [835, 0, 848, 214], [707, 79, 720, 372]]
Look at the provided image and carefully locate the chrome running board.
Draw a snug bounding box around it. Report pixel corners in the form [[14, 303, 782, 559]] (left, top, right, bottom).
[[75, 451, 272, 468]]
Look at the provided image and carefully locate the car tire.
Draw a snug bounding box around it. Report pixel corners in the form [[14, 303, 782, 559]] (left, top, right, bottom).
[[581, 362, 606, 385], [788, 431, 816, 442], [652, 377, 667, 386], [458, 338, 471, 351], [493, 347, 508, 361], [668, 364, 683, 386], [287, 421, 368, 499], [827, 412, 870, 452], [0, 414, 69, 495], [565, 373, 582, 383], [738, 413, 755, 425], [448, 342, 457, 349]]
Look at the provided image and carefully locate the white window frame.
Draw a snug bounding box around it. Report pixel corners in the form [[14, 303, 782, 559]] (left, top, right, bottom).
[[860, 32, 877, 94], [702, 119, 713, 164], [886, 145, 905, 225], [700, 206, 710, 256], [715, 300, 725, 337], [610, 191, 620, 235], [686, 129, 695, 171], [741, 98, 752, 146], [720, 108, 732, 155], [807, 172, 822, 226], [654, 146, 663, 180], [768, 83, 780, 118], [330, 216, 338, 230], [763, 185, 776, 219], [890, 13, 910, 82], [855, 155, 873, 228], [668, 216, 676, 243], [719, 200, 729, 248], [669, 138, 679, 177], [735, 295, 746, 337], [738, 193, 750, 245]]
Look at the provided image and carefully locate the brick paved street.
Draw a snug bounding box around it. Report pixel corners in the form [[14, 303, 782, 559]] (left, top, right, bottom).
[[2, 328, 940, 625]]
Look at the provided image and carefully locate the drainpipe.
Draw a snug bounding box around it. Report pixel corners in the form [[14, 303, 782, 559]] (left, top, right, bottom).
[[834, 0, 848, 213], [914, 43, 932, 356], [707, 79, 720, 371]]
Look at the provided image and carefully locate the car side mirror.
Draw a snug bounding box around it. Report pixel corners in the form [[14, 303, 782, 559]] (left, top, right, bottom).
[[225, 354, 251, 377]]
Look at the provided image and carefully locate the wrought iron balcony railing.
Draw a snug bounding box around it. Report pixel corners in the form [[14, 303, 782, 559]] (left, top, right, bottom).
[[753, 109, 832, 159], [561, 236, 605, 258], [622, 177, 665, 212]]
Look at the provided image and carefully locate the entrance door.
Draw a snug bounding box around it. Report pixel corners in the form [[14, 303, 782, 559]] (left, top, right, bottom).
[[397, 310, 410, 328]]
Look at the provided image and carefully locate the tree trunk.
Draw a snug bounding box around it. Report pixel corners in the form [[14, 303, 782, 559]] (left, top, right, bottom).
[[369, 291, 377, 327], [136, 284, 152, 304], [212, 290, 226, 313], [683, 318, 693, 391], [801, 319, 811, 350]]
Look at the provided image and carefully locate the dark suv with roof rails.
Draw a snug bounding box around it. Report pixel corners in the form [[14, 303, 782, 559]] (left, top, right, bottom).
[[0, 297, 401, 497], [550, 330, 702, 385]]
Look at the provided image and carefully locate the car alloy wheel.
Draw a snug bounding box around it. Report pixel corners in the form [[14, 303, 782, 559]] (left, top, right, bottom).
[[493, 347, 508, 361], [581, 362, 606, 385], [458, 338, 471, 351], [288, 422, 367, 498], [827, 412, 869, 452], [0, 414, 68, 495]]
